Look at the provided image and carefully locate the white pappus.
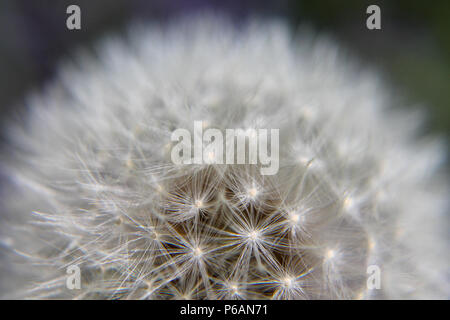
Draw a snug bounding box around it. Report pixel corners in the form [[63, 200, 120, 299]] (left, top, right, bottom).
[[0, 15, 448, 299]]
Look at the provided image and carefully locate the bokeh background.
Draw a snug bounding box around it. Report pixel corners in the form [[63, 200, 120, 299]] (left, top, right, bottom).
[[0, 0, 449, 147]]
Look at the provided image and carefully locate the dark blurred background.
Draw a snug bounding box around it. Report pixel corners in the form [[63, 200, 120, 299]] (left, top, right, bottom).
[[0, 0, 449, 141]]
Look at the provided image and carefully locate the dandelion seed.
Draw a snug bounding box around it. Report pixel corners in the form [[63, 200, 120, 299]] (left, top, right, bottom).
[[247, 230, 260, 242], [368, 237, 376, 251], [247, 187, 258, 199], [282, 277, 294, 288], [230, 284, 239, 293], [192, 247, 203, 258], [325, 249, 336, 261], [288, 211, 301, 224], [194, 199, 204, 209]]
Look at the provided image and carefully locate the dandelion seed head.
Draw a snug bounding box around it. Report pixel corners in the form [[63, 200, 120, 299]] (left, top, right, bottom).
[[0, 14, 448, 300]]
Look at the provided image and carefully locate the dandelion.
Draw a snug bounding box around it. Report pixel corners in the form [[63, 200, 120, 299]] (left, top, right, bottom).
[[0, 15, 448, 299]]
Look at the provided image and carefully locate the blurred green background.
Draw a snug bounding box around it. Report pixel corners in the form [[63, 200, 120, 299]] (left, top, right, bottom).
[[0, 0, 448, 142]]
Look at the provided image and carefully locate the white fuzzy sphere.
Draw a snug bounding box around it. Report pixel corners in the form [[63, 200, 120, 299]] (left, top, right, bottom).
[[0, 16, 448, 299]]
